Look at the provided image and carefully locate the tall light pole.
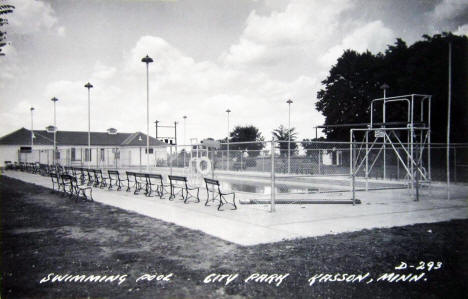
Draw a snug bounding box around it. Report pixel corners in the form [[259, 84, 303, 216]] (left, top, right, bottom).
[[286, 99, 293, 174], [226, 109, 231, 171], [183, 116, 187, 145], [84, 82, 93, 167], [380, 83, 389, 180], [183, 115, 187, 167], [51, 97, 59, 165], [30, 107, 34, 147], [30, 107, 34, 162], [447, 42, 452, 200], [142, 54, 154, 172]]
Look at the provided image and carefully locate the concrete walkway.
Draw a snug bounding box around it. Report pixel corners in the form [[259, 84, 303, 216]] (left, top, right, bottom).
[[3, 171, 468, 246]]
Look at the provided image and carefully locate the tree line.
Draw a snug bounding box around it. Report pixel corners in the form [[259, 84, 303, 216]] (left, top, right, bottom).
[[316, 32, 467, 142], [212, 32, 467, 156]]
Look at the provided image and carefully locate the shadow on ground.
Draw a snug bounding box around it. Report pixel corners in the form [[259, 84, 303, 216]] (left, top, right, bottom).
[[1, 176, 467, 298]]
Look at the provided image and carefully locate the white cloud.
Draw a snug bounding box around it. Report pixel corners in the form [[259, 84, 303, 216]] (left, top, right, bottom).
[[57, 26, 66, 37], [454, 24, 468, 36], [32, 35, 322, 141], [319, 20, 395, 67], [91, 61, 117, 81], [0, 44, 20, 86], [221, 0, 353, 68], [431, 0, 468, 21], [9, 0, 63, 35]]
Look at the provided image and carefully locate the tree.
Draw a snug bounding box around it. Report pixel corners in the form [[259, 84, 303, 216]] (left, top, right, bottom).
[[316, 33, 468, 143], [0, 1, 15, 56], [316, 50, 384, 140], [228, 125, 264, 157], [272, 125, 298, 157], [302, 137, 326, 157]]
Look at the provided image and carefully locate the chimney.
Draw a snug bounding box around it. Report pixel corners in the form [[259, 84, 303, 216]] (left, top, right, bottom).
[[107, 128, 118, 135]]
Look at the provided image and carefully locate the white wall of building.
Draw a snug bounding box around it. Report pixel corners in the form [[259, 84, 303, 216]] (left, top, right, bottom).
[[0, 145, 20, 167], [1, 144, 168, 168]]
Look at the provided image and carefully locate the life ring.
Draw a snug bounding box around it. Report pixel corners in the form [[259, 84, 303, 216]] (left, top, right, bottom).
[[196, 157, 212, 176]]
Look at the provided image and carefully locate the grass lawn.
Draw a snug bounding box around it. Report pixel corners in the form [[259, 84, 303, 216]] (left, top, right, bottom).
[[1, 175, 467, 298]]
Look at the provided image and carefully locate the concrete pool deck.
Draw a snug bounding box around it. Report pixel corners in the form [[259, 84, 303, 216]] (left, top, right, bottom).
[[3, 170, 468, 246]]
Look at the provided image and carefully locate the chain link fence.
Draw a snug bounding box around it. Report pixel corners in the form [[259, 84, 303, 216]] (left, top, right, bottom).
[[16, 142, 468, 193]]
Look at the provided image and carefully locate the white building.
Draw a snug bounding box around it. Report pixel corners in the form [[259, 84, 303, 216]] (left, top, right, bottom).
[[0, 127, 168, 168]]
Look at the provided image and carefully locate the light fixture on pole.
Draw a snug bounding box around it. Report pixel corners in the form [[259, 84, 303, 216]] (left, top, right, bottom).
[[380, 83, 389, 180], [226, 109, 231, 171], [51, 97, 59, 165], [141, 54, 154, 172], [84, 82, 93, 167], [286, 99, 293, 174]]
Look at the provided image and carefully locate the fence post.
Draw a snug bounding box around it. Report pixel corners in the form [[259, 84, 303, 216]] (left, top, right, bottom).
[[318, 149, 321, 175], [397, 148, 400, 180], [365, 131, 369, 191], [454, 147, 457, 183], [270, 140, 276, 213], [170, 145, 173, 175], [415, 157, 420, 201], [139, 147, 142, 172], [350, 130, 353, 192], [211, 148, 215, 179], [240, 151, 243, 170]]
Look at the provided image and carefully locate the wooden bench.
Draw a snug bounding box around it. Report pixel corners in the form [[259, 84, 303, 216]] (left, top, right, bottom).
[[32, 162, 39, 173], [85, 169, 95, 186], [70, 174, 93, 201], [204, 178, 236, 211], [133, 173, 147, 195], [145, 173, 170, 198], [73, 167, 87, 185], [168, 175, 199, 203], [55, 164, 64, 174], [64, 166, 73, 175], [108, 170, 127, 191], [38, 164, 48, 176], [50, 172, 62, 192], [4, 161, 13, 170], [24, 162, 39, 173], [93, 169, 109, 188], [59, 174, 74, 196], [125, 171, 136, 192]]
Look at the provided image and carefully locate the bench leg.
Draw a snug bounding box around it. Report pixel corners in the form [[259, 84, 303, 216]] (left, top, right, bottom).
[[218, 194, 237, 211], [184, 188, 200, 204], [126, 180, 131, 192], [169, 185, 175, 200]]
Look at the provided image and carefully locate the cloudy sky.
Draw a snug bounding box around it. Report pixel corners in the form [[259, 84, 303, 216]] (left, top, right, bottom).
[[1, 0, 467, 144]]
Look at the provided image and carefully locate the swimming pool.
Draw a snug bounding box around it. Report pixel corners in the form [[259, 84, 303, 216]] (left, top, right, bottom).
[[217, 177, 407, 194], [221, 180, 320, 194]]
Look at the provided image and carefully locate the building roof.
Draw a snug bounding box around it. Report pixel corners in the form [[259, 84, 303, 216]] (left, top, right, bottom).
[[0, 128, 167, 147]]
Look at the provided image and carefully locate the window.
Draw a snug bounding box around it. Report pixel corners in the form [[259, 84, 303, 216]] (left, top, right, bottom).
[[85, 149, 91, 162], [20, 146, 32, 153], [100, 148, 105, 161], [71, 148, 82, 161], [145, 148, 154, 154]]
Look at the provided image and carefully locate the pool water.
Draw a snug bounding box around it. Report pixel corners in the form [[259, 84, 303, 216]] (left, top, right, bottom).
[[222, 181, 319, 194]]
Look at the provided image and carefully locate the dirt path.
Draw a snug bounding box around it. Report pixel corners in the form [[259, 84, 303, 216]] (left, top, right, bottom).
[[1, 176, 467, 298]]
